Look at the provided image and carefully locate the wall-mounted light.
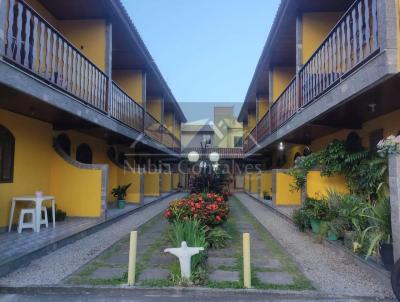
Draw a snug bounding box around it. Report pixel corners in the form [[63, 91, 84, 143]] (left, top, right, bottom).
[[278, 142, 285, 151], [369, 103, 377, 113]]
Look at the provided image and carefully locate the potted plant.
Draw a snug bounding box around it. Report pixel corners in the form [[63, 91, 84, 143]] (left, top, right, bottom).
[[361, 197, 393, 270], [111, 183, 131, 209], [304, 198, 330, 234], [263, 190, 272, 200], [47, 207, 67, 222]]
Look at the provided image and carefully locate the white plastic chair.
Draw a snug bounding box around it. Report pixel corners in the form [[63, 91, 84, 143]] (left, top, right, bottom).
[[18, 209, 36, 233], [40, 206, 49, 228]]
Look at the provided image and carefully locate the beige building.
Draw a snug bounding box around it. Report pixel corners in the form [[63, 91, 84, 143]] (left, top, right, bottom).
[[213, 107, 243, 148]]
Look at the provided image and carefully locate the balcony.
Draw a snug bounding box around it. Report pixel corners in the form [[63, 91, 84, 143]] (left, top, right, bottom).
[[0, 0, 180, 152], [244, 0, 381, 153]]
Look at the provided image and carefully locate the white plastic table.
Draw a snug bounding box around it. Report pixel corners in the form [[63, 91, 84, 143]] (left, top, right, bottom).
[[8, 196, 56, 233]]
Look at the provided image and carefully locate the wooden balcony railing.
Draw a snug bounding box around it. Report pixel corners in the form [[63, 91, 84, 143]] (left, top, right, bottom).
[[1, 0, 108, 112], [145, 113, 162, 143], [111, 82, 144, 132], [270, 77, 297, 133], [256, 112, 270, 143], [0, 0, 181, 153], [299, 0, 379, 106], [244, 0, 381, 154]]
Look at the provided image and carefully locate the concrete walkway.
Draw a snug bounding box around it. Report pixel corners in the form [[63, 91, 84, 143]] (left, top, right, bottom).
[[0, 193, 186, 287], [234, 193, 395, 299]]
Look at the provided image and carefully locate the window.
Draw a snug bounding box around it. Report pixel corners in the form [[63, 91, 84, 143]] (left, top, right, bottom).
[[234, 136, 243, 148], [202, 134, 211, 144], [0, 125, 15, 183], [369, 129, 384, 151], [76, 144, 92, 164], [56, 134, 71, 156]]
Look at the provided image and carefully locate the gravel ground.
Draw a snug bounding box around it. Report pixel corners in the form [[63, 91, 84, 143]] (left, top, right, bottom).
[[0, 193, 186, 287], [235, 193, 395, 299]]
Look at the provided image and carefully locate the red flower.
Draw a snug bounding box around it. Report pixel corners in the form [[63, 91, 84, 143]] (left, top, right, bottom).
[[216, 216, 221, 221]]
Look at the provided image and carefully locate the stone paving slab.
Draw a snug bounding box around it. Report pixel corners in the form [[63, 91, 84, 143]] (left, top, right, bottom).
[[256, 272, 294, 285], [149, 254, 176, 267], [208, 248, 237, 257], [91, 267, 126, 279], [209, 270, 240, 282], [252, 258, 281, 269], [138, 268, 170, 281], [106, 253, 130, 265], [207, 257, 237, 268]]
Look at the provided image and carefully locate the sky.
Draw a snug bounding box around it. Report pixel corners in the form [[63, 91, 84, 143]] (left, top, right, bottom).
[[121, 0, 280, 121]]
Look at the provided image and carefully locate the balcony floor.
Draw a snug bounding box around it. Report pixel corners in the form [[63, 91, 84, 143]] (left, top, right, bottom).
[[0, 192, 177, 277]]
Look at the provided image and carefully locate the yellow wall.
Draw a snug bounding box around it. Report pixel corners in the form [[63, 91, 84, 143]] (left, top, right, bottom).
[[248, 112, 257, 131], [162, 173, 172, 192], [311, 110, 400, 152], [0, 110, 53, 227], [165, 112, 174, 133], [0, 110, 105, 227], [250, 173, 258, 194], [260, 171, 273, 198], [26, 0, 58, 26], [113, 70, 143, 103], [59, 20, 107, 72], [144, 173, 160, 196], [257, 96, 269, 121], [111, 69, 147, 116], [302, 12, 343, 63], [272, 67, 296, 101], [115, 167, 141, 203], [306, 171, 349, 199], [50, 152, 103, 217], [275, 171, 301, 206], [147, 96, 163, 122], [244, 174, 250, 192], [173, 173, 180, 189]]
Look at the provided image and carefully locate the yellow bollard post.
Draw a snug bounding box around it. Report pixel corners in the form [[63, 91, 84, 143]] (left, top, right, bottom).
[[243, 233, 251, 288], [127, 231, 138, 286]]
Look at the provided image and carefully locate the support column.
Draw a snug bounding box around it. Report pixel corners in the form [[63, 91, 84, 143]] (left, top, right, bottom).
[[159, 170, 162, 196], [272, 170, 277, 206], [389, 154, 400, 261], [295, 14, 303, 71], [268, 69, 274, 135], [377, 0, 398, 52], [142, 71, 147, 132], [139, 168, 145, 204], [257, 172, 261, 198], [105, 21, 113, 114]]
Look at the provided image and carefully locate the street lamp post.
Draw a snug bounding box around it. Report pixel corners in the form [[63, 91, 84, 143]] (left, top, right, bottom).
[[187, 139, 220, 193]]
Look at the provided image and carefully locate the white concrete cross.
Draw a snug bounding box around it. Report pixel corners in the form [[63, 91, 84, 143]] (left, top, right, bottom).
[[164, 241, 204, 279]]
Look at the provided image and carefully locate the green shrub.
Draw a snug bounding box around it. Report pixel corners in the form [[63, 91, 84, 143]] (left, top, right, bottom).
[[303, 198, 330, 221], [169, 219, 207, 271], [292, 209, 310, 232], [206, 228, 231, 249]]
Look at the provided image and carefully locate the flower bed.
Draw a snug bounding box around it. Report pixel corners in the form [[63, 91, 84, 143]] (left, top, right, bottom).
[[165, 193, 230, 227]]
